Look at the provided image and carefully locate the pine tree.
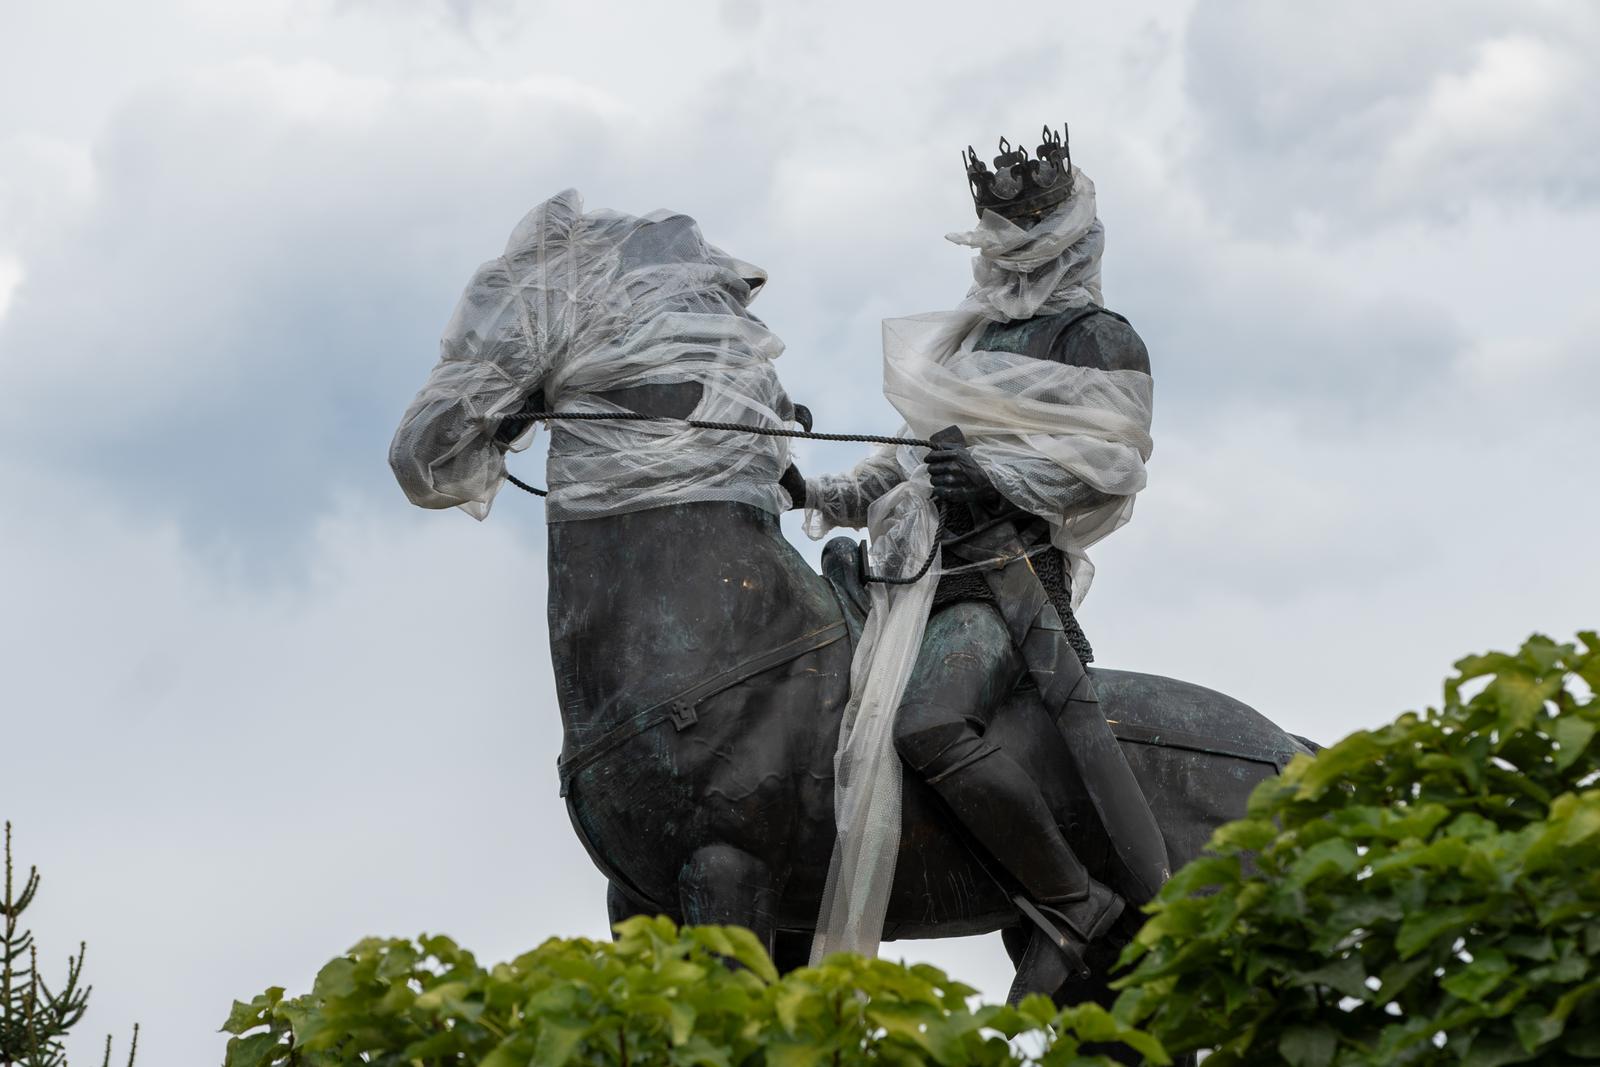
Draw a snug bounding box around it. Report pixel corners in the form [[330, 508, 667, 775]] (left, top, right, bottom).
[[0, 823, 136, 1067]]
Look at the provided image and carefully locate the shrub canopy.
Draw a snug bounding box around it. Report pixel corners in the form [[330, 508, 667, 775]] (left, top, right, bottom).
[[1117, 631, 1600, 1065], [224, 630, 1600, 1067], [221, 917, 1164, 1066]]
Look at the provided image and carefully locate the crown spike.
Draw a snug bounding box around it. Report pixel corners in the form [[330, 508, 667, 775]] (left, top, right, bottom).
[[962, 122, 1075, 222]]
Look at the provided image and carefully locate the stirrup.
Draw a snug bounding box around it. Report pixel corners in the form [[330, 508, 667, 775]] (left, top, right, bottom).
[[1010, 883, 1124, 988], [1036, 880, 1125, 944]]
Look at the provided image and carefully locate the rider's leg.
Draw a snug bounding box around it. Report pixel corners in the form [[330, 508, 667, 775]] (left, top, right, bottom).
[[894, 602, 1117, 923], [1049, 652, 1171, 904]]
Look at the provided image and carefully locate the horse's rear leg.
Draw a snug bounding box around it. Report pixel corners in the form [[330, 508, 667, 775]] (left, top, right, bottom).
[[678, 843, 779, 955], [607, 880, 672, 930], [772, 930, 812, 974]]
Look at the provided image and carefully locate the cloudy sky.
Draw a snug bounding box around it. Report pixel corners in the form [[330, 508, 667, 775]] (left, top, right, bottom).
[[2, 0, 1596, 1061]]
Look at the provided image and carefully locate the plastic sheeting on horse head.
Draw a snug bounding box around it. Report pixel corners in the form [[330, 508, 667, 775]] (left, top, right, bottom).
[[389, 188, 793, 520]]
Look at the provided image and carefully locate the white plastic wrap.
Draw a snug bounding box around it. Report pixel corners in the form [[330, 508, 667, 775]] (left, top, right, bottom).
[[882, 312, 1152, 607], [809, 475, 940, 964], [390, 189, 794, 521], [948, 168, 1104, 322], [808, 175, 1153, 958]]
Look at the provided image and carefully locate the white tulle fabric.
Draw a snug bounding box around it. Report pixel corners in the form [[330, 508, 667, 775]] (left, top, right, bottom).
[[808, 477, 941, 963], [389, 188, 794, 521], [808, 176, 1153, 962]]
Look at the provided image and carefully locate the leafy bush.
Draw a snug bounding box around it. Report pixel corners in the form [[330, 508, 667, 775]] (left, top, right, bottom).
[[1116, 631, 1600, 1065], [221, 916, 1166, 1066]]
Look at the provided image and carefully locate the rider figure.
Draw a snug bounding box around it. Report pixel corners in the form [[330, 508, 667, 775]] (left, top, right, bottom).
[[792, 126, 1168, 989]]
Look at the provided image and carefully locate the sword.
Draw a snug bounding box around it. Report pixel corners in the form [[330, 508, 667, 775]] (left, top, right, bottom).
[[929, 426, 1170, 901]]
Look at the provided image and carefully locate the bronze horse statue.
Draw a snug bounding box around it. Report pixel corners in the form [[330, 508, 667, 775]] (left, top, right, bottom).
[[543, 382, 1315, 1011]]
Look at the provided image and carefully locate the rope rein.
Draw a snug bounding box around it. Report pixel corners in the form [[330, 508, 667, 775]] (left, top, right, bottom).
[[498, 409, 936, 449], [497, 409, 979, 585]]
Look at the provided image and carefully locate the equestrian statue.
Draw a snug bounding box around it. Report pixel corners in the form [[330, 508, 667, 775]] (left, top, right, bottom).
[[387, 129, 1316, 1026]]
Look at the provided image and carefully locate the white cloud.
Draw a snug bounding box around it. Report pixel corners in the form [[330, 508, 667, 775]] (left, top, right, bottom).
[[0, 254, 20, 321]]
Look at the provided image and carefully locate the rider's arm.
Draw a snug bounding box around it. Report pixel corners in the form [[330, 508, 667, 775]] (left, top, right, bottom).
[[1051, 310, 1151, 375], [800, 438, 909, 538]]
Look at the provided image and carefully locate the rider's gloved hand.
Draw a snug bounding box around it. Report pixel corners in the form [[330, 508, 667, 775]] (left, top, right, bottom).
[[780, 463, 807, 511], [927, 444, 1001, 505]]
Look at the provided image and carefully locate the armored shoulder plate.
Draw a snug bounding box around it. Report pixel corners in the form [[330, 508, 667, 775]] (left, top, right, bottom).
[[976, 305, 1149, 374]]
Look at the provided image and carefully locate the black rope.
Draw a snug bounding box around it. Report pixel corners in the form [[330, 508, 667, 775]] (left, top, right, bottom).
[[860, 515, 945, 586], [504, 470, 547, 498], [500, 410, 935, 449], [500, 407, 954, 585]]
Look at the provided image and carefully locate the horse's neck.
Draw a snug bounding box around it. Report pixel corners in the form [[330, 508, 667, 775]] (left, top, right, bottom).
[[546, 501, 842, 741]]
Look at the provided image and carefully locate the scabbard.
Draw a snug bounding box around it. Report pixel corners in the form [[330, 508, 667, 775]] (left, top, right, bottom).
[[945, 519, 1170, 900]]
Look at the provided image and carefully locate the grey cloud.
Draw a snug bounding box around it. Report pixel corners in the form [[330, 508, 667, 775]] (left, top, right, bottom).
[[0, 66, 620, 555], [1182, 0, 1600, 227], [0, 483, 596, 1066]]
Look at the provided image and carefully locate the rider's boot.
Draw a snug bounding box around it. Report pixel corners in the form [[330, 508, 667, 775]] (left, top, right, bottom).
[[895, 602, 1126, 994], [921, 747, 1124, 985]]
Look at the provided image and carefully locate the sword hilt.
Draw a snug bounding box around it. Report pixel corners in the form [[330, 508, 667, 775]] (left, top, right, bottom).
[[929, 425, 968, 449]]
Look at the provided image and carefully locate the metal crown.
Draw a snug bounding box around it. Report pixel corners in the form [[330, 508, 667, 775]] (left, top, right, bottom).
[[963, 123, 1074, 222]]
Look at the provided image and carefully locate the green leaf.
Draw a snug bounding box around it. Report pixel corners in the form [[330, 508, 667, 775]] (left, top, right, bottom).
[[1397, 904, 1489, 959], [1278, 1024, 1337, 1067], [1442, 951, 1513, 1004], [1461, 1031, 1533, 1067], [1551, 716, 1596, 771], [219, 990, 280, 1036], [763, 1039, 831, 1067], [718, 924, 780, 983], [1295, 956, 1371, 1002], [1512, 1005, 1562, 1053], [1292, 733, 1383, 800], [773, 984, 808, 1033], [1287, 838, 1359, 888], [481, 1034, 539, 1067], [1211, 818, 1281, 854], [223, 1032, 284, 1067], [310, 957, 357, 998], [1161, 854, 1241, 897], [1489, 671, 1566, 739], [533, 1016, 589, 1067], [670, 1035, 734, 1067]]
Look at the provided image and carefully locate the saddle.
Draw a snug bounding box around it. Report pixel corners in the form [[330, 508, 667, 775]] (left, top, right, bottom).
[[820, 536, 871, 648]]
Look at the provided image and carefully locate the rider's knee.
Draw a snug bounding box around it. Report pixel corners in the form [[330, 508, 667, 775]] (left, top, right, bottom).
[[894, 710, 992, 779], [927, 600, 1011, 645]]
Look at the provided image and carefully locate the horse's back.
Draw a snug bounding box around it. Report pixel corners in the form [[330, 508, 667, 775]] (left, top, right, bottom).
[[1093, 668, 1312, 871]]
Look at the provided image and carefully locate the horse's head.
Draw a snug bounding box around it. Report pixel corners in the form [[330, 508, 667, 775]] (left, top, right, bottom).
[[391, 188, 796, 520]]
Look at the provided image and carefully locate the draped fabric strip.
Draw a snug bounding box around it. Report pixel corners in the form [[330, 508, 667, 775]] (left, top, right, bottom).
[[388, 188, 795, 522], [808, 169, 1155, 962]]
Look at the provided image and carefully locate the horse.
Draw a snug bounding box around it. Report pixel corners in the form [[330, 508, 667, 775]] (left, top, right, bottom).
[[542, 380, 1314, 1033]]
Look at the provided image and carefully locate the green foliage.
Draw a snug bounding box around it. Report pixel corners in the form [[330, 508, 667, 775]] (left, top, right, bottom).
[[221, 916, 1167, 1066], [1, 822, 138, 1067], [1116, 631, 1600, 1065]]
